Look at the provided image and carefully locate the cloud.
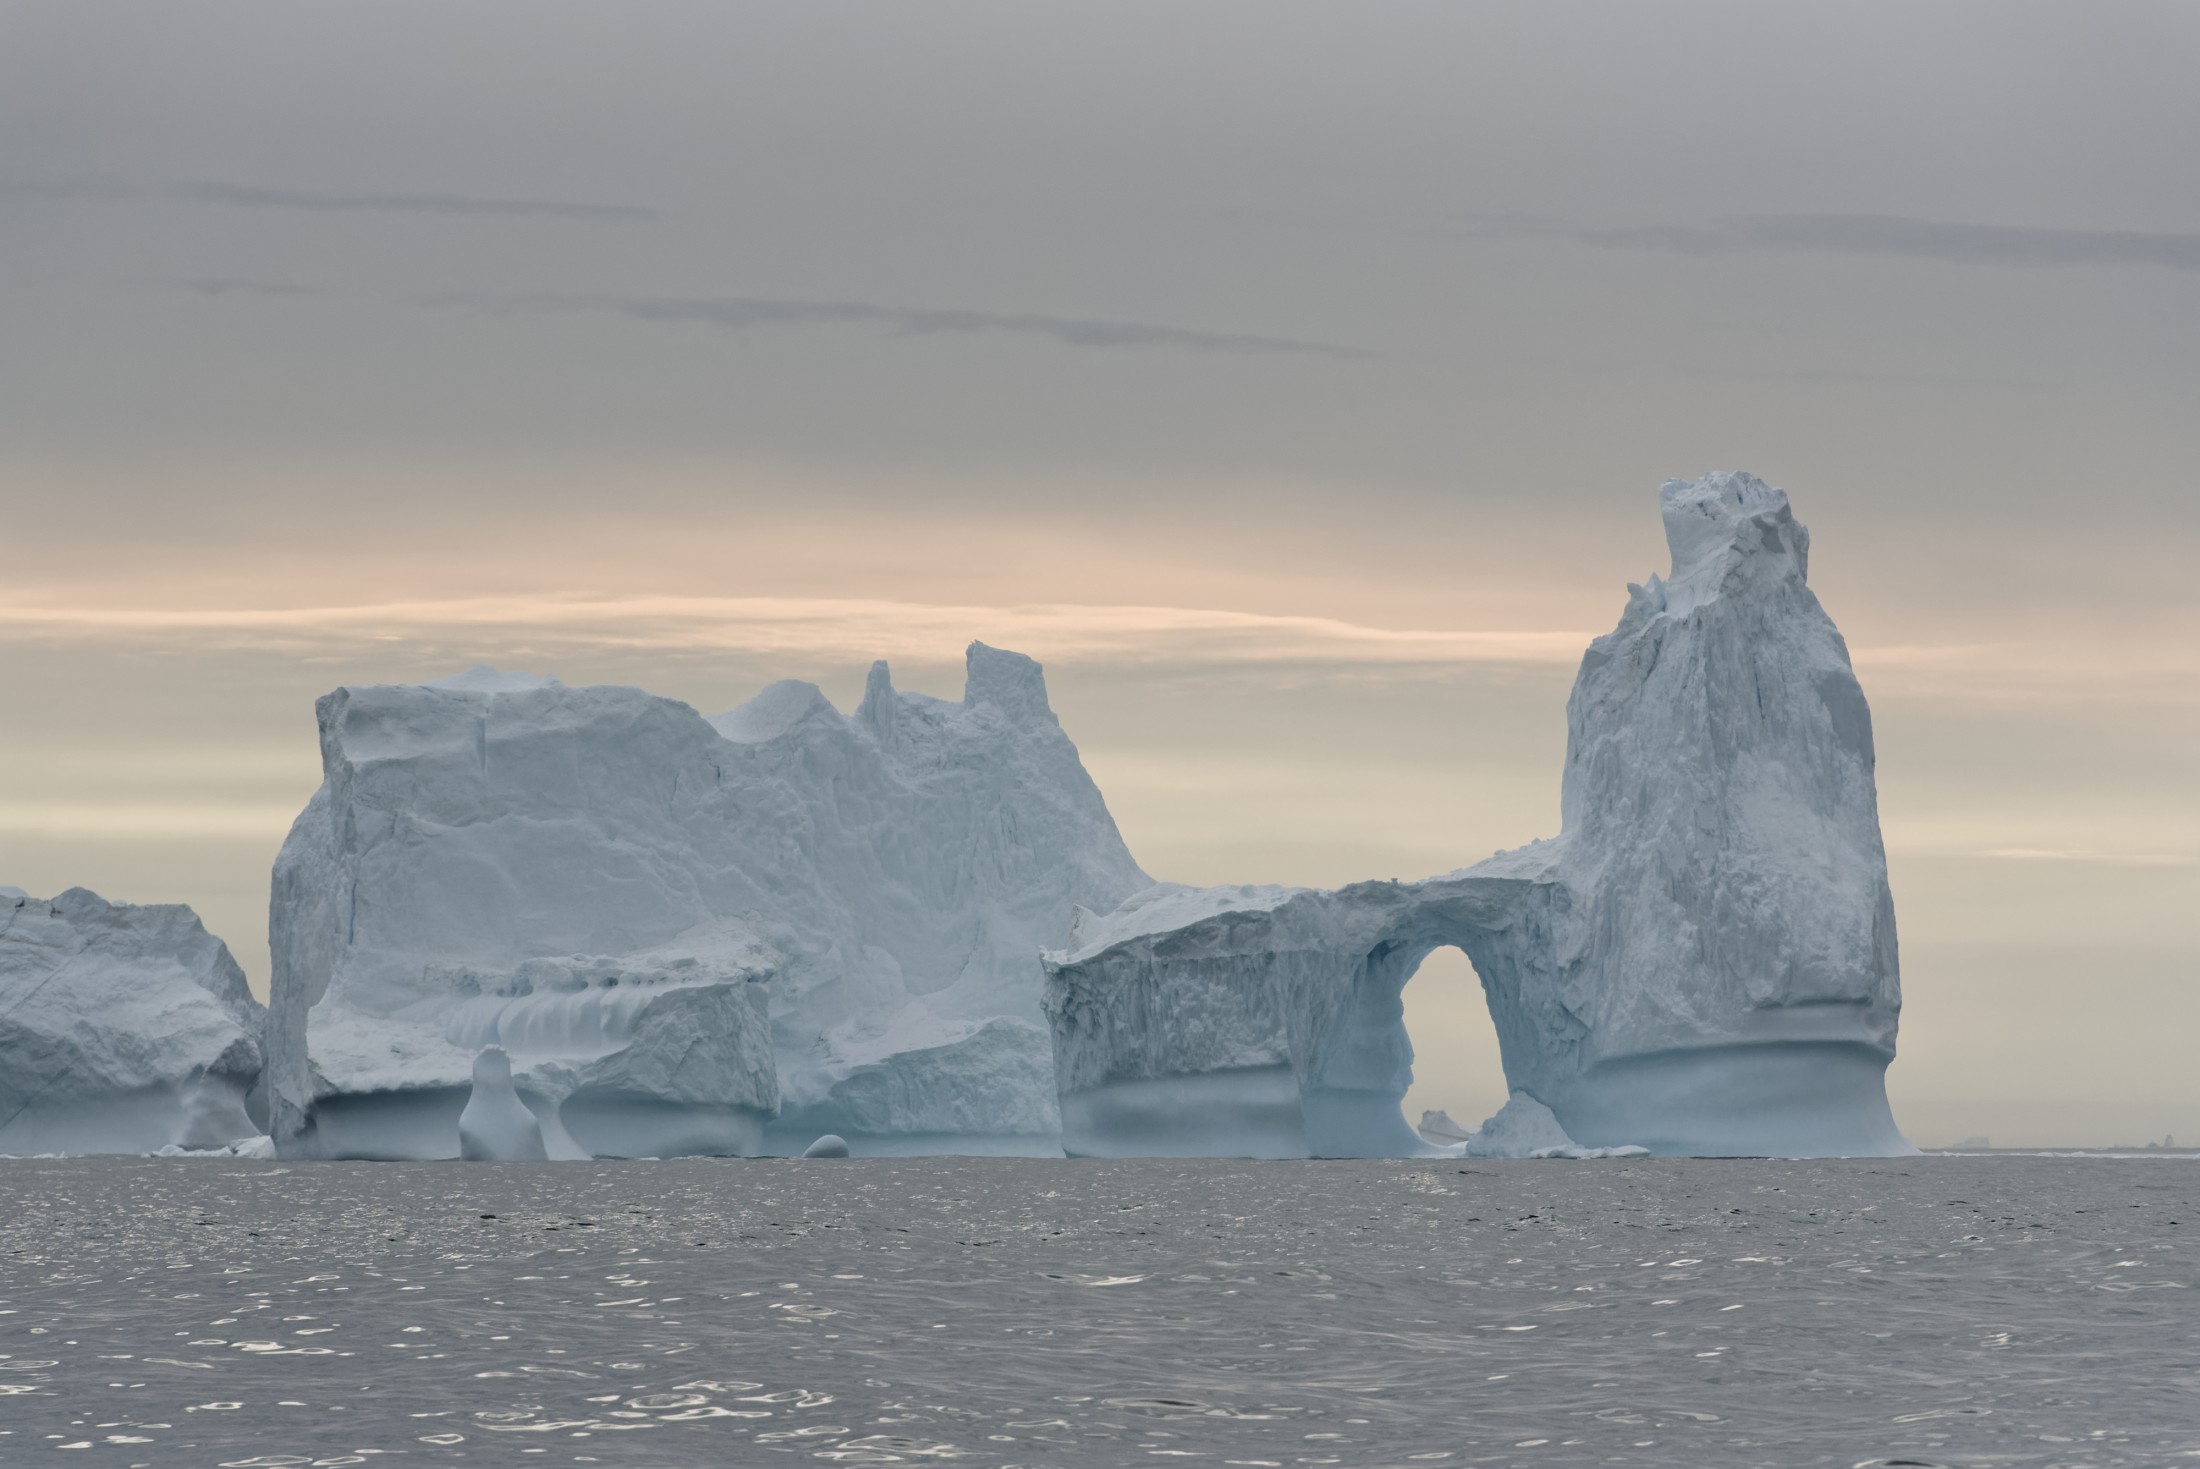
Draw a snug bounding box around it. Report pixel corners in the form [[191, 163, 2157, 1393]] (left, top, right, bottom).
[[1979, 848, 2196, 868], [1, 176, 654, 221], [0, 801, 304, 839], [0, 593, 1579, 668], [1848, 639, 2200, 711], [422, 290, 1371, 358], [161, 277, 1365, 359], [0, 178, 139, 204], [170, 180, 657, 221], [1458, 212, 2200, 272], [6, 594, 2189, 708], [177, 278, 322, 300]]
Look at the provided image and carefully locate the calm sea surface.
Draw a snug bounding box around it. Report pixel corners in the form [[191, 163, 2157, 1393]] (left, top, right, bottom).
[[1, 1156, 2193, 1467]]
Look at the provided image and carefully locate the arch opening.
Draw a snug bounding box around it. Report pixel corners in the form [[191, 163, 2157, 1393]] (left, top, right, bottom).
[[1399, 945, 1511, 1147], [1299, 937, 1514, 1158]]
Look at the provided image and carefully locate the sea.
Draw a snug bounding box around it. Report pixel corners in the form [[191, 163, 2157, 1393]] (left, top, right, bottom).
[[0, 1155, 2193, 1467]]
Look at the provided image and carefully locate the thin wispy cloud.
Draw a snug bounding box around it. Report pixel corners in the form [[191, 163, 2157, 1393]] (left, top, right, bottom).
[[162, 277, 1364, 359], [1459, 212, 2200, 272], [0, 801, 305, 839], [1846, 639, 2200, 711], [4, 593, 2185, 713], [1980, 847, 2196, 868], [173, 180, 657, 221], [2, 176, 655, 221], [0, 593, 1582, 667], [424, 290, 1371, 358], [177, 278, 321, 300]]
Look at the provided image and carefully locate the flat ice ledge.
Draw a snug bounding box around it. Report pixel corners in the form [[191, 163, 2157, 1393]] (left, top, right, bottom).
[[288, 966, 776, 1161], [283, 923, 777, 1160]]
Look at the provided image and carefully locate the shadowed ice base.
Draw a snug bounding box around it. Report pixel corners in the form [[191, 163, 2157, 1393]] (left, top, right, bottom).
[[287, 1089, 768, 1161], [1554, 1041, 1915, 1157], [1062, 1066, 1310, 1158], [1062, 1042, 1914, 1158], [759, 1124, 1063, 1157], [0, 1077, 259, 1157]]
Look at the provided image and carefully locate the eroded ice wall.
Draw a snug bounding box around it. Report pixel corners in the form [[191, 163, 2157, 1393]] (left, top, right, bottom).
[[268, 646, 1148, 1159], [0, 886, 266, 1156], [1044, 473, 1913, 1158], [1527, 472, 1908, 1154]]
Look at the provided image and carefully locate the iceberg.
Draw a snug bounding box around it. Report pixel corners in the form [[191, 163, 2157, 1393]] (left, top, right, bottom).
[[1460, 1093, 1577, 1158], [1046, 473, 1914, 1158], [1460, 1092, 1646, 1159], [1415, 1108, 1475, 1147], [267, 643, 1148, 1159], [0, 886, 267, 1156]]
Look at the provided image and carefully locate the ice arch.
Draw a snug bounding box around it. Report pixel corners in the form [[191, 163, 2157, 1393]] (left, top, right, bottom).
[[1045, 473, 1913, 1158], [1397, 946, 1510, 1135], [1043, 861, 1566, 1158]]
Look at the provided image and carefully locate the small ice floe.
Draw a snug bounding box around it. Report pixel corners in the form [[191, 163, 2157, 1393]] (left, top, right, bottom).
[[1416, 1109, 1476, 1147], [151, 1135, 275, 1159], [1464, 1093, 1647, 1159]]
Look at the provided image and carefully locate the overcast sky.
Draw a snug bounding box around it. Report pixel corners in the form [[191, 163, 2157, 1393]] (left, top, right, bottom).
[[3, 2, 2195, 1146]]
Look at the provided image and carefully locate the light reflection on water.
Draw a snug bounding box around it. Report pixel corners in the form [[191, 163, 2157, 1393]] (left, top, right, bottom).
[[0, 1156, 2194, 1466]]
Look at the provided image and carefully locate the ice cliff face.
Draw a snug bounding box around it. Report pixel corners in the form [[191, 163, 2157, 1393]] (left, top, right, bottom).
[[0, 887, 266, 1156], [1046, 473, 1912, 1158], [1531, 472, 1906, 1154], [268, 644, 1148, 1159]]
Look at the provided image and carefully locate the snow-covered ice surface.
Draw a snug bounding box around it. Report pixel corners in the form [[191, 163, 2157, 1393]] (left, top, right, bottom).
[[1047, 474, 1912, 1158], [0, 887, 266, 1157], [269, 644, 1147, 1160], [2, 1155, 2194, 1466]]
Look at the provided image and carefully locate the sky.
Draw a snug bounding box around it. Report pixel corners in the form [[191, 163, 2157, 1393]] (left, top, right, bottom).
[[2, 2, 2195, 1148]]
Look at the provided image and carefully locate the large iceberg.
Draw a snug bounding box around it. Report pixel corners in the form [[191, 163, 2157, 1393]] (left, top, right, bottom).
[[1045, 473, 1912, 1158], [267, 645, 1149, 1159], [0, 886, 267, 1156]]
